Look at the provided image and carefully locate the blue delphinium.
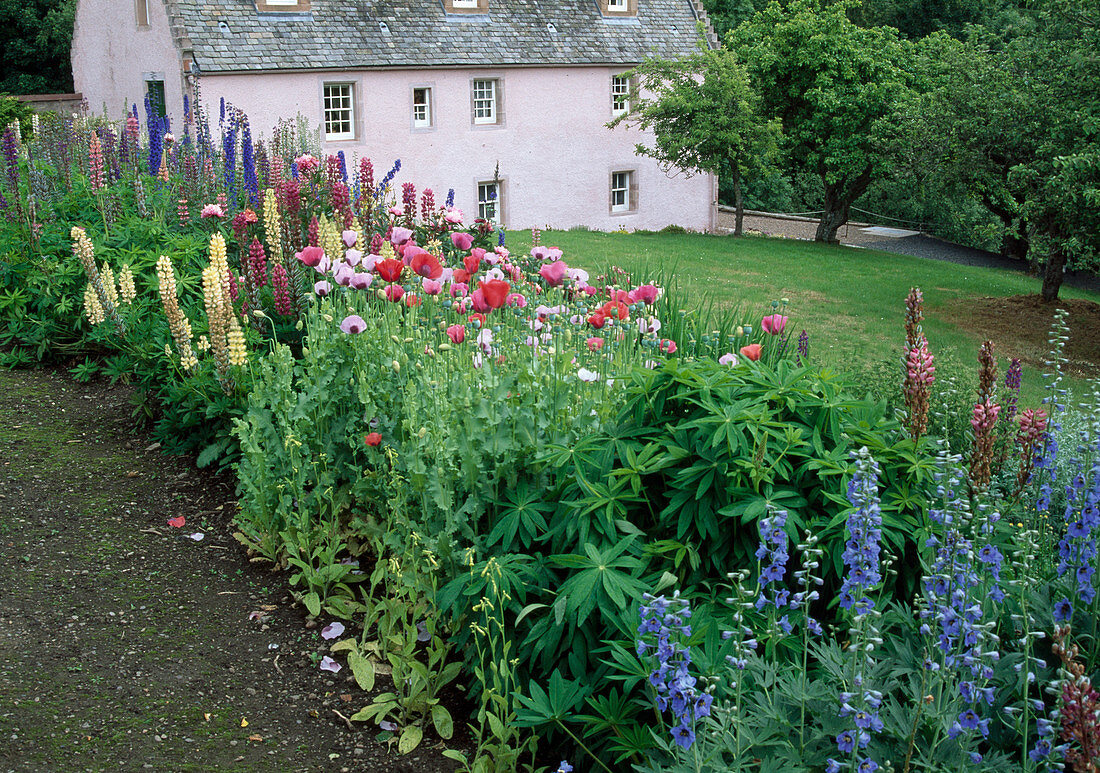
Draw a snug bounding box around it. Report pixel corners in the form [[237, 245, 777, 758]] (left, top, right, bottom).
[[337, 150, 348, 183], [144, 95, 163, 176], [1053, 437, 1099, 621], [240, 112, 259, 204], [445, 187, 455, 208], [637, 592, 712, 750], [755, 505, 790, 633], [222, 111, 238, 200], [377, 159, 401, 197], [827, 448, 886, 773], [840, 448, 883, 615]]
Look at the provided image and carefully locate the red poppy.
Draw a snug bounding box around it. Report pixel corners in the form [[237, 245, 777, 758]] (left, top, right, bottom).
[[410, 251, 443, 280], [404, 293, 422, 307], [587, 311, 607, 329], [446, 324, 466, 344], [376, 258, 404, 283], [463, 254, 481, 274], [479, 279, 511, 309], [364, 432, 382, 446], [452, 269, 471, 285], [468, 312, 486, 327], [740, 343, 762, 361], [586, 336, 604, 351], [601, 300, 629, 322]]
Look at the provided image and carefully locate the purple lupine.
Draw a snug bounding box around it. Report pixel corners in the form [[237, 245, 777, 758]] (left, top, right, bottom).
[[402, 181, 416, 222], [796, 329, 809, 366], [637, 592, 711, 751], [1004, 358, 1022, 422], [421, 188, 436, 222]]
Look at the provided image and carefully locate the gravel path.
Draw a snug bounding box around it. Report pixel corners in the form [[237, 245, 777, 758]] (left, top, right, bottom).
[[718, 210, 1100, 293]]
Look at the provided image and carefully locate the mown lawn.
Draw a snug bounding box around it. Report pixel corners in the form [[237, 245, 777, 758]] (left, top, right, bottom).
[[507, 228, 1100, 405]]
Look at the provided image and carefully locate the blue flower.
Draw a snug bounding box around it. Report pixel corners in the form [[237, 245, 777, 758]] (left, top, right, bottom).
[[1054, 597, 1073, 622], [672, 722, 695, 750]]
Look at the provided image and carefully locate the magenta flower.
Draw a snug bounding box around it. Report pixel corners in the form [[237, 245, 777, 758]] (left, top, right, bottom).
[[446, 324, 466, 344], [761, 314, 788, 335], [506, 293, 527, 308], [635, 284, 659, 305], [340, 315, 367, 334], [451, 232, 474, 251], [444, 207, 463, 224], [296, 246, 324, 267]]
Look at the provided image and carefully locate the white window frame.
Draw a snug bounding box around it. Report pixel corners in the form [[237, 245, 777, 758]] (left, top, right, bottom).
[[472, 79, 498, 125], [607, 0, 628, 10], [265, 0, 301, 4], [412, 87, 433, 129], [611, 171, 632, 213], [323, 83, 355, 141], [612, 75, 631, 117], [451, 0, 480, 7], [478, 181, 501, 224]]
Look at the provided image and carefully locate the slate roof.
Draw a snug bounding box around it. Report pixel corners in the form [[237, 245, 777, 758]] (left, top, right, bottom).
[[166, 0, 717, 74]]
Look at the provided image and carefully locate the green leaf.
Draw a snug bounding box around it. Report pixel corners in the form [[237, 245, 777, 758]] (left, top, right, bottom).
[[398, 724, 423, 754], [348, 650, 375, 692], [302, 592, 321, 617], [431, 704, 454, 739]]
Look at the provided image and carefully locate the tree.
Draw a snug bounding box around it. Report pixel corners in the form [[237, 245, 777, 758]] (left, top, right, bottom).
[[0, 0, 76, 94], [730, 0, 913, 243], [610, 40, 780, 236]]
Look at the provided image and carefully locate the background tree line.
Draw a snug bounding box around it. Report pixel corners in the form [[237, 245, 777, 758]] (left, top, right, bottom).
[[625, 0, 1099, 300]]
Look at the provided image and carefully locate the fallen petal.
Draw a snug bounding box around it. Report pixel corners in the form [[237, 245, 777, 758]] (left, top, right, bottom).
[[319, 655, 342, 674], [167, 516, 186, 528], [379, 720, 398, 732], [188, 532, 205, 541], [321, 622, 346, 640]]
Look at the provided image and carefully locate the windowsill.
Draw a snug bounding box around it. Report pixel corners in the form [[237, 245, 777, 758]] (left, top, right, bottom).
[[444, 12, 491, 20], [324, 136, 357, 143], [471, 122, 503, 130], [411, 125, 436, 133], [609, 209, 637, 217]]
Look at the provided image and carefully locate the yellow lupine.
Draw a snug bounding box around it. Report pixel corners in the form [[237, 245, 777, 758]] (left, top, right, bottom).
[[227, 316, 248, 367], [100, 262, 119, 307], [262, 188, 282, 262], [83, 284, 104, 325], [155, 254, 196, 371], [118, 264, 136, 304]]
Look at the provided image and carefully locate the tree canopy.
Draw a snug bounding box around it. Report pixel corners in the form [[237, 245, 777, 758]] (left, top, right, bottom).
[[729, 0, 913, 243], [0, 0, 76, 94], [611, 41, 780, 236]]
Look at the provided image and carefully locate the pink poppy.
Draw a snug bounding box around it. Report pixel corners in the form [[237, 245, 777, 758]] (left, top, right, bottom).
[[294, 154, 319, 173], [761, 314, 788, 335], [450, 282, 469, 298], [344, 248, 363, 267], [463, 254, 481, 274], [405, 294, 421, 307], [506, 293, 527, 308], [342, 230, 358, 248], [634, 284, 659, 305], [384, 284, 405, 302], [659, 339, 677, 354], [718, 352, 738, 366], [296, 246, 324, 267], [470, 289, 491, 313], [586, 336, 605, 351], [388, 205, 404, 217], [390, 226, 413, 245], [340, 315, 367, 334], [740, 343, 762, 361], [314, 280, 333, 297], [444, 208, 463, 224], [446, 324, 466, 344], [200, 203, 225, 219], [539, 260, 568, 287], [332, 262, 354, 287], [451, 232, 474, 250], [350, 272, 373, 290], [421, 278, 442, 295]]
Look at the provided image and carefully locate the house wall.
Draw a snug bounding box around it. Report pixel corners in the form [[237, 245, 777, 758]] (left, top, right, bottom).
[[71, 0, 185, 123], [200, 67, 715, 232]]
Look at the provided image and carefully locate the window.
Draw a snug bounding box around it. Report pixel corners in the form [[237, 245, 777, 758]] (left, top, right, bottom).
[[145, 80, 166, 119], [136, 0, 149, 27], [256, 0, 311, 10], [472, 79, 499, 125], [323, 83, 355, 140], [597, 0, 636, 15], [612, 75, 631, 116], [610, 171, 636, 214], [412, 87, 433, 128], [444, 0, 488, 13], [478, 181, 501, 223]]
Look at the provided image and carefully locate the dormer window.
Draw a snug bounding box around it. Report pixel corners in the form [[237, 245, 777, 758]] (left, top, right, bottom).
[[597, 0, 636, 16], [256, 0, 311, 12], [444, 0, 488, 14]]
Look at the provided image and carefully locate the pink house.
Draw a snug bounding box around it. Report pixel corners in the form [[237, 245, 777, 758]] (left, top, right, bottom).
[[72, 0, 719, 231]]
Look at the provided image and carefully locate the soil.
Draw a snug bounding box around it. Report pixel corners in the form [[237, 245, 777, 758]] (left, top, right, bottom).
[[940, 295, 1100, 381], [0, 367, 464, 773]]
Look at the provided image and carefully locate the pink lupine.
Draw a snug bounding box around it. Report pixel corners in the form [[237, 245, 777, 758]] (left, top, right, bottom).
[[177, 198, 190, 228], [88, 133, 105, 191], [968, 341, 1000, 490], [271, 263, 292, 316], [1014, 408, 1048, 493], [227, 270, 240, 301], [903, 344, 935, 442]]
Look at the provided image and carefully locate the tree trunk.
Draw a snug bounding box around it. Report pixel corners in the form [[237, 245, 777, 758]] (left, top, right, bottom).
[[815, 166, 873, 244], [731, 160, 744, 237], [1002, 219, 1030, 264], [1041, 248, 1067, 301]]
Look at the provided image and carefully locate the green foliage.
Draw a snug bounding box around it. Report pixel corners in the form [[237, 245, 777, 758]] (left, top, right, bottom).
[[0, 95, 35, 138], [730, 0, 913, 242], [0, 0, 76, 94]]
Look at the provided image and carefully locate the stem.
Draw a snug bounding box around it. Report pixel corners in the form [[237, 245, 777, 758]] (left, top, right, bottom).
[[553, 719, 615, 773], [902, 664, 927, 773]]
